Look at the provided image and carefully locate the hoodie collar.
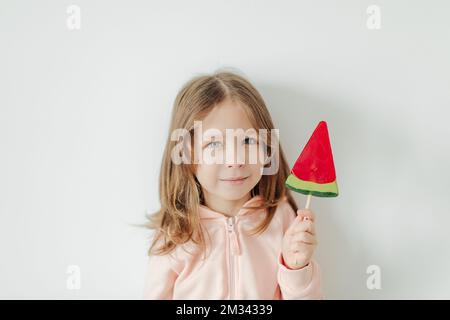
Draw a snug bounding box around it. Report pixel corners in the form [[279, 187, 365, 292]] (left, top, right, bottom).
[[199, 195, 266, 219]]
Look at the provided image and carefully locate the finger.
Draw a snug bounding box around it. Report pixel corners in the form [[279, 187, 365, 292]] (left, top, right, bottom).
[[291, 232, 317, 245], [285, 216, 303, 236], [290, 242, 315, 255], [297, 209, 315, 222], [292, 220, 315, 235], [290, 241, 314, 253]]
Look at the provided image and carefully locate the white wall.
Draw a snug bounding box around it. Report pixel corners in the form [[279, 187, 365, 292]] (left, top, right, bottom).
[[1, 0, 449, 299]]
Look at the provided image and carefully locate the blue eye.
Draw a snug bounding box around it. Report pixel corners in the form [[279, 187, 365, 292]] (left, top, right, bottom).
[[206, 141, 222, 149], [244, 137, 257, 145]]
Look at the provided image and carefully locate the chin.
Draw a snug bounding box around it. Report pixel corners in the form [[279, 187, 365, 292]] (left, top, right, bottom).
[[218, 190, 252, 201]]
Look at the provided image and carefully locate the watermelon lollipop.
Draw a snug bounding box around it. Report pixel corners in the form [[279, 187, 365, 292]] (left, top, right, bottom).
[[285, 121, 338, 208]]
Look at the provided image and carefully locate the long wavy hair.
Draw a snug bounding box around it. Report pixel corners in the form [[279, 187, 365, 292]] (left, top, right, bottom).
[[146, 69, 298, 257]]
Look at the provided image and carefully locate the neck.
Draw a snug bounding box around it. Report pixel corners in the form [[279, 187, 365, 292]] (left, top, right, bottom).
[[203, 192, 252, 217]]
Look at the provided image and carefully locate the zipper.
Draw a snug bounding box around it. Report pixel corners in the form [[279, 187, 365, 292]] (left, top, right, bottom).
[[226, 216, 239, 299]]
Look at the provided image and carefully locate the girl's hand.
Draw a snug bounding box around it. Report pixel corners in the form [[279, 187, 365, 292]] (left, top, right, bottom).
[[281, 209, 317, 270]]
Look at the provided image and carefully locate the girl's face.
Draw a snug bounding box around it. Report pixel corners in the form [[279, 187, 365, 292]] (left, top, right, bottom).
[[193, 99, 264, 202]]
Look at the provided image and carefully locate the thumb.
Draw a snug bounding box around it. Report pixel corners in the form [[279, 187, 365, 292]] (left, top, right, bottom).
[[286, 213, 303, 235], [296, 209, 315, 222]]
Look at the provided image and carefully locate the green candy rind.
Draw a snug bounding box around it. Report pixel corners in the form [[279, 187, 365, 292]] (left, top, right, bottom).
[[285, 173, 339, 197]]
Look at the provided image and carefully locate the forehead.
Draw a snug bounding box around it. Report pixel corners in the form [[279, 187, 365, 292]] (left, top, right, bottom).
[[199, 99, 254, 134]]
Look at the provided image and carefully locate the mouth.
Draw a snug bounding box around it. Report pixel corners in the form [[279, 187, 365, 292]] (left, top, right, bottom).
[[219, 176, 249, 185]]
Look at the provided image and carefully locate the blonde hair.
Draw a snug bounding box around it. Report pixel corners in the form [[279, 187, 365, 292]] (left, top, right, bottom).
[[146, 69, 298, 257]]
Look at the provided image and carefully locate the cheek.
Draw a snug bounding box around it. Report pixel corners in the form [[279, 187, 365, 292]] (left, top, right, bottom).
[[195, 164, 219, 188], [247, 163, 263, 184]]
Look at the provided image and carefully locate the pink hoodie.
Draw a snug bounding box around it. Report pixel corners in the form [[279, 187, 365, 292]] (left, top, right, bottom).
[[143, 195, 323, 299]]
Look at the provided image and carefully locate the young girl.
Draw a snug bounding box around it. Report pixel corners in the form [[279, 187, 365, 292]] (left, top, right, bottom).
[[143, 70, 323, 299]]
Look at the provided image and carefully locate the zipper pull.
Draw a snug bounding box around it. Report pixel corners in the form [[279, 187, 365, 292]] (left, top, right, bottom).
[[227, 216, 234, 230], [227, 216, 241, 255]]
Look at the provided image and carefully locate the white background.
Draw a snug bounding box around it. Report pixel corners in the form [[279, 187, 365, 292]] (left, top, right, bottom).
[[1, 0, 449, 299]]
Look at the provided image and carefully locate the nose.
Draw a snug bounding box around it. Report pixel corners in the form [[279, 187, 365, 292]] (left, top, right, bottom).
[[227, 162, 244, 168], [225, 141, 246, 168]]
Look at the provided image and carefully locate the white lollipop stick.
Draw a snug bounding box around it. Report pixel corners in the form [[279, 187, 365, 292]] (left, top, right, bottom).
[[305, 194, 312, 210]]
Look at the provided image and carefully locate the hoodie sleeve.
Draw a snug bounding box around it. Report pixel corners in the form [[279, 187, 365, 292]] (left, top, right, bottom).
[[142, 247, 183, 300], [277, 254, 323, 299], [276, 198, 324, 300]]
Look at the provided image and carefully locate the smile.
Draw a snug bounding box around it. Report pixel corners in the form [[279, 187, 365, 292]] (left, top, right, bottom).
[[219, 176, 249, 185]]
